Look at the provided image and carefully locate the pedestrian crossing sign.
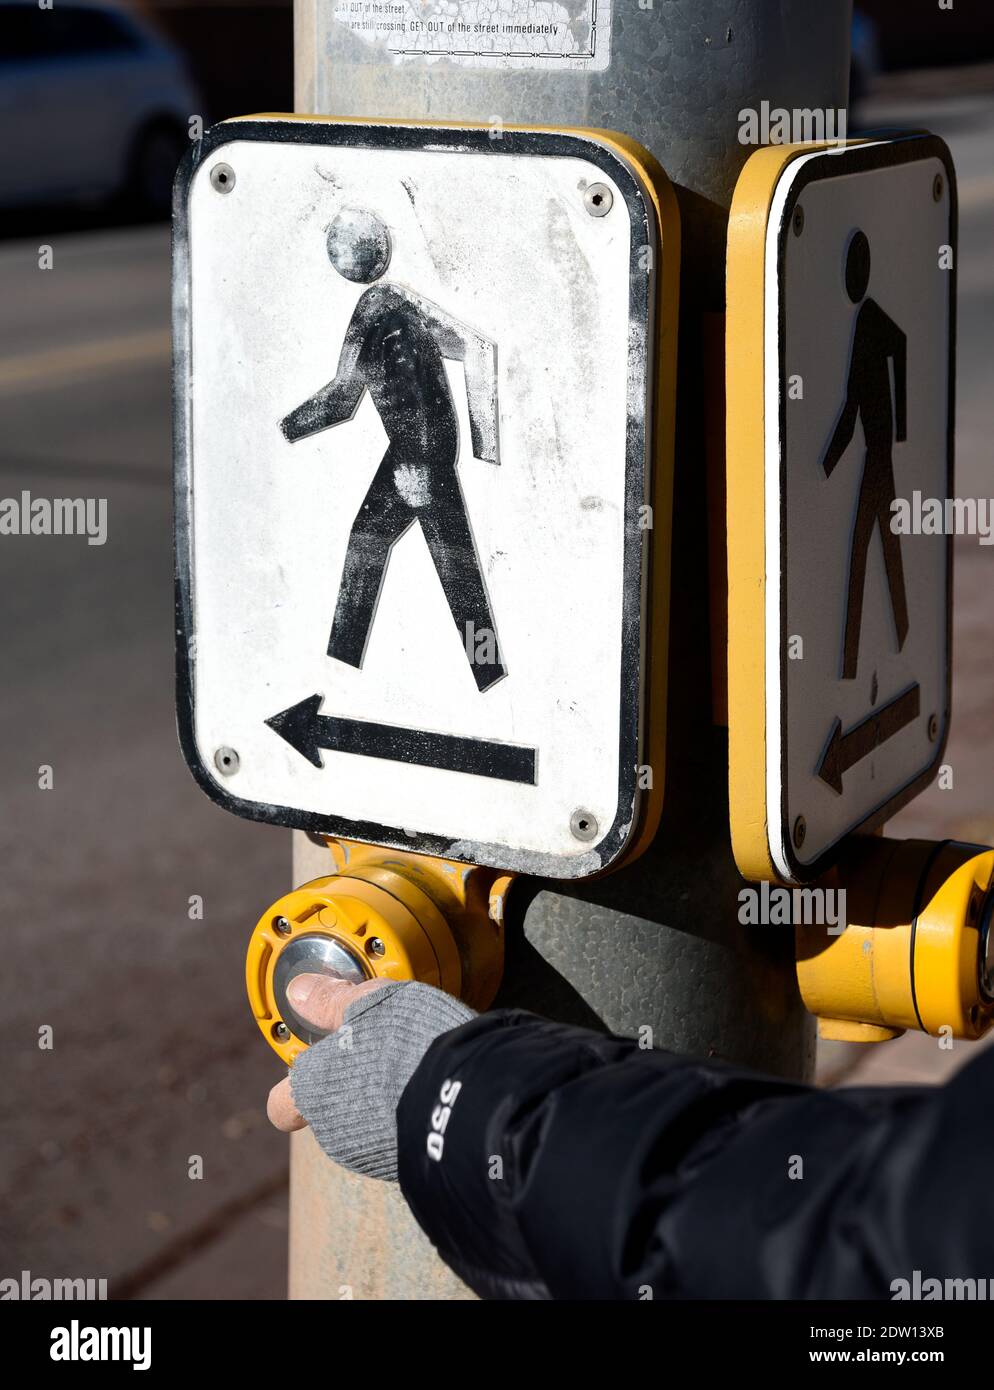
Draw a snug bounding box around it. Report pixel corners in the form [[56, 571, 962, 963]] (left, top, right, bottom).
[[173, 117, 679, 879], [726, 134, 956, 885]]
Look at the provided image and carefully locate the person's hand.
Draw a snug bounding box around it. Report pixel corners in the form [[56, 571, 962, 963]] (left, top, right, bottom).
[[267, 974, 388, 1132], [264, 975, 476, 1181]]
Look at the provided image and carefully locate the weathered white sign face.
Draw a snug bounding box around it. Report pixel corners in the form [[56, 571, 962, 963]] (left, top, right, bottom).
[[728, 135, 955, 885], [174, 119, 671, 878]]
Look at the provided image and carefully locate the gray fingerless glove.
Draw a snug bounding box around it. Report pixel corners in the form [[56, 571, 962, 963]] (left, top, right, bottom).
[[288, 980, 475, 1182]]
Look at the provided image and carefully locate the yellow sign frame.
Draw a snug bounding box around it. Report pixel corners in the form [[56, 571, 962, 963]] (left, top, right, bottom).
[[726, 136, 955, 885]]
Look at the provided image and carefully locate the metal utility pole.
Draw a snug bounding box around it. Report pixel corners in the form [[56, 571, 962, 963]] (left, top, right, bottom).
[[288, 0, 853, 1298]]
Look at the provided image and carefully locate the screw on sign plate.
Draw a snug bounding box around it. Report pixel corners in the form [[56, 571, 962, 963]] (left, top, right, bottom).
[[214, 746, 240, 775], [210, 162, 236, 193], [583, 183, 613, 217], [570, 808, 599, 842]]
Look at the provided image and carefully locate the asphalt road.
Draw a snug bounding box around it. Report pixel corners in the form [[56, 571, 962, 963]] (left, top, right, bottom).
[[1, 69, 993, 1298], [0, 225, 291, 1298]]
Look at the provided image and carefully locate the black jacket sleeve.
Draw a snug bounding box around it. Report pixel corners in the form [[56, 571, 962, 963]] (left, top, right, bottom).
[[396, 1009, 994, 1300]]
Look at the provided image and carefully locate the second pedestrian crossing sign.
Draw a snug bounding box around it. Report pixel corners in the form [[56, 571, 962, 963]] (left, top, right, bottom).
[[727, 134, 956, 885], [174, 117, 678, 879]]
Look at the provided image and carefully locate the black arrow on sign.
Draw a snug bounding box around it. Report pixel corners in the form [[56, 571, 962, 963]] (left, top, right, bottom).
[[266, 694, 537, 785], [817, 683, 921, 795]]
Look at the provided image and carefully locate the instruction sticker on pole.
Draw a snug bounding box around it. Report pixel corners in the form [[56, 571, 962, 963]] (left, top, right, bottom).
[[726, 134, 956, 885], [173, 117, 678, 879], [322, 0, 611, 72]]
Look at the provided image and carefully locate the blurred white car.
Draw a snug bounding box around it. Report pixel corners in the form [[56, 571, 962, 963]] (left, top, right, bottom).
[[0, 0, 200, 212]]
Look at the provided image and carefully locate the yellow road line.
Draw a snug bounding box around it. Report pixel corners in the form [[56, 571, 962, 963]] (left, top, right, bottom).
[[0, 328, 171, 395]]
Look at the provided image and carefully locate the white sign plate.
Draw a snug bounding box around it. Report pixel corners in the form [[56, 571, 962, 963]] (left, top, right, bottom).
[[730, 136, 955, 883], [174, 119, 666, 879]]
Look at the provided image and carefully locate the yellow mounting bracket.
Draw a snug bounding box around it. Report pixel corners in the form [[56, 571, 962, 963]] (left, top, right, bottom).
[[797, 837, 994, 1043]]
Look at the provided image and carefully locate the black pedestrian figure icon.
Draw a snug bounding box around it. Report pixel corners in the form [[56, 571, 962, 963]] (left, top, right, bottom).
[[821, 228, 909, 681], [280, 207, 505, 692]]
